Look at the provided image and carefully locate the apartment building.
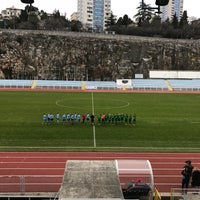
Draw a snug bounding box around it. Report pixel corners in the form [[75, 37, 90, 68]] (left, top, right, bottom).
[[77, 0, 111, 32], [71, 12, 78, 21], [160, 0, 184, 22]]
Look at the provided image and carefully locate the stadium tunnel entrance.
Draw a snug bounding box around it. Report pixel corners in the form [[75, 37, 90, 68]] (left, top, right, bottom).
[[58, 160, 154, 200]]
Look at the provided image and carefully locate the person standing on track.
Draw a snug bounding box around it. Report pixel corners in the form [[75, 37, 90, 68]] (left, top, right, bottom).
[[191, 167, 200, 188], [184, 160, 194, 182], [181, 160, 194, 192]]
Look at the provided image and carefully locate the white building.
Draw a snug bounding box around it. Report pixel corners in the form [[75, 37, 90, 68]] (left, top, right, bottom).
[[77, 0, 111, 32], [1, 6, 22, 19], [160, 0, 184, 22], [71, 12, 78, 21]]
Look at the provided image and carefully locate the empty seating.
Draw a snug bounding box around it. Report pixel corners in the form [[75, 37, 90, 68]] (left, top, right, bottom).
[[0, 79, 199, 91], [85, 81, 116, 89], [0, 79, 32, 88], [35, 80, 82, 89], [132, 79, 168, 90], [168, 79, 200, 90]]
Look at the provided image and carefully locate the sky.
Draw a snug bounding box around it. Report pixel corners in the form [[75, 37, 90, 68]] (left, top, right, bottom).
[[0, 0, 199, 20]]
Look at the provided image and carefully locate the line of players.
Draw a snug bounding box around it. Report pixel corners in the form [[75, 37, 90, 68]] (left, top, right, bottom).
[[97, 113, 136, 125], [42, 113, 136, 125]]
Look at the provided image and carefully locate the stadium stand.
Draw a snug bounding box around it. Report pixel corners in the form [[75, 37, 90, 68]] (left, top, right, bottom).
[[35, 80, 82, 89], [132, 79, 168, 90], [0, 79, 32, 88], [168, 79, 200, 91], [85, 81, 116, 89], [0, 79, 200, 91]]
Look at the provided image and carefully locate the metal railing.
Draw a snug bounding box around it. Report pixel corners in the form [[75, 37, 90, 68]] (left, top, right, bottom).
[[0, 175, 62, 194], [0, 81, 200, 92], [170, 188, 200, 200]]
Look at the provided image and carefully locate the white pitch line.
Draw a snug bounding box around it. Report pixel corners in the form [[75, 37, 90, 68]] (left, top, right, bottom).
[[91, 92, 96, 148], [0, 146, 200, 150], [93, 125, 96, 148], [91, 92, 94, 115]]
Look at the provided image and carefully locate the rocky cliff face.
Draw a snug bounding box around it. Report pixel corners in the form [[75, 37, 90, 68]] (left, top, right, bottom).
[[0, 30, 200, 80]]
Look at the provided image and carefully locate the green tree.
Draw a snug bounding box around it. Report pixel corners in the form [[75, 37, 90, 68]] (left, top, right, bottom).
[[134, 1, 154, 27], [43, 17, 68, 31], [53, 9, 61, 18], [172, 14, 178, 29], [40, 10, 48, 20], [191, 20, 200, 39], [18, 9, 28, 22], [41, 9, 69, 31], [116, 17, 123, 25], [25, 5, 38, 12], [179, 10, 188, 28], [70, 20, 83, 32], [121, 14, 132, 28], [179, 10, 192, 39], [105, 12, 117, 28], [150, 15, 161, 28]]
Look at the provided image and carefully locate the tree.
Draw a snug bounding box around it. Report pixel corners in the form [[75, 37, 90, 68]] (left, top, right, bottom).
[[192, 20, 200, 39], [150, 15, 161, 28], [70, 20, 83, 32], [53, 10, 61, 18], [39, 9, 69, 31], [179, 11, 192, 39], [172, 14, 179, 29], [105, 12, 117, 28], [116, 17, 123, 25], [24, 4, 38, 12], [18, 9, 28, 22], [134, 1, 154, 27], [179, 10, 188, 28], [121, 14, 132, 28], [40, 10, 48, 20]]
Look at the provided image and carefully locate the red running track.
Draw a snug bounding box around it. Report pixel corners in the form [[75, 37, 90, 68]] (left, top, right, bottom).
[[0, 152, 199, 193]]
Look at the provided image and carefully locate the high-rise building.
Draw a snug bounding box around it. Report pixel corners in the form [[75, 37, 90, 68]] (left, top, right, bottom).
[[160, 0, 184, 22], [77, 0, 111, 32]]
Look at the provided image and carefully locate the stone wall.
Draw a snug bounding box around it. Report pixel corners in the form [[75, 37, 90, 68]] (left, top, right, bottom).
[[0, 29, 200, 80]]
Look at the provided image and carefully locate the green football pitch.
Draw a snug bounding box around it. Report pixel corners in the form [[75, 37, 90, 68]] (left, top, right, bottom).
[[0, 91, 200, 152]]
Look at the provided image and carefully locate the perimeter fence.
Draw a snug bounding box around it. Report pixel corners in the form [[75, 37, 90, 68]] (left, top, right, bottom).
[[170, 188, 200, 200], [0, 79, 200, 92], [0, 175, 62, 193]]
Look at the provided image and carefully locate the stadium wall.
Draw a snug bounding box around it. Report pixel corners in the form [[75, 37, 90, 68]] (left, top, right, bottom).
[[150, 71, 200, 79], [0, 29, 200, 81]]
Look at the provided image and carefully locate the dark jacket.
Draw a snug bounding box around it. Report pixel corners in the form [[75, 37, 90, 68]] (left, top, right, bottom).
[[191, 170, 200, 187]]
